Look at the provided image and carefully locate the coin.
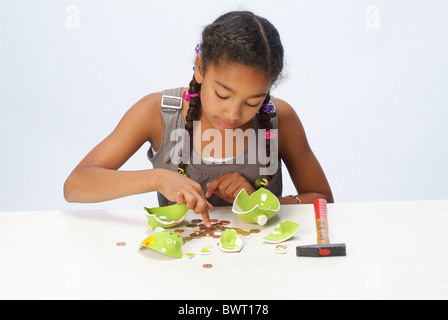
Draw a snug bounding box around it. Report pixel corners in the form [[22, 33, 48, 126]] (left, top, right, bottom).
[[190, 233, 202, 239], [174, 229, 185, 233], [210, 218, 219, 223], [186, 223, 197, 229], [220, 220, 231, 225], [250, 228, 261, 234], [202, 264, 213, 269], [116, 242, 126, 247], [191, 219, 203, 224], [182, 236, 192, 242], [275, 244, 288, 254]]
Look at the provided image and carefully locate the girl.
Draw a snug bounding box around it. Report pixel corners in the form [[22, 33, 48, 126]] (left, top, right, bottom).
[[64, 11, 333, 227]]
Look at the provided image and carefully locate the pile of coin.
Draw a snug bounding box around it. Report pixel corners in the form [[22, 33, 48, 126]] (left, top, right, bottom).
[[173, 218, 261, 244]]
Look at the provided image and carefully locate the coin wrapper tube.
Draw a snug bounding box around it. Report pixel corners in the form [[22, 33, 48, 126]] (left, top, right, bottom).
[[296, 199, 346, 257]]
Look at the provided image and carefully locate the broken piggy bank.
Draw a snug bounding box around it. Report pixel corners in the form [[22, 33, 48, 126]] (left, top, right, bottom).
[[140, 227, 183, 258]]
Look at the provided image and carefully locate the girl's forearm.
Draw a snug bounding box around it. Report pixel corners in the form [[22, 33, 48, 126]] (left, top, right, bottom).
[[64, 167, 162, 203]]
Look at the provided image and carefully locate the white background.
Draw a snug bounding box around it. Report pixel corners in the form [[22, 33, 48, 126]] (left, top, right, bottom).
[[1, 0, 447, 212]]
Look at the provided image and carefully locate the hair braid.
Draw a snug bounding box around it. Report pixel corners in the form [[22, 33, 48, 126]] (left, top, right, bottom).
[[185, 76, 202, 139], [178, 76, 201, 173], [256, 93, 277, 183]]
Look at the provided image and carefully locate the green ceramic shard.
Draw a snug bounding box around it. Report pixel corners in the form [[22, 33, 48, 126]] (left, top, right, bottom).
[[218, 229, 243, 252], [143, 203, 188, 230], [139, 227, 183, 258], [199, 246, 212, 255], [263, 220, 300, 244], [232, 188, 280, 225], [184, 252, 196, 259]]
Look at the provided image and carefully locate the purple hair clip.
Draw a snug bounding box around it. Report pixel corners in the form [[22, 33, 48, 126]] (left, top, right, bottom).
[[183, 91, 200, 102], [195, 43, 202, 55], [260, 103, 275, 114]]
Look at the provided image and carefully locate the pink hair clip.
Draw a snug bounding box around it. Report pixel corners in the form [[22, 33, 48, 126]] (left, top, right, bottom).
[[182, 91, 200, 102], [264, 130, 277, 140]]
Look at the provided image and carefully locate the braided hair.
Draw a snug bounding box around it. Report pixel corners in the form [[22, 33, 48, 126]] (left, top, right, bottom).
[[181, 11, 284, 186]]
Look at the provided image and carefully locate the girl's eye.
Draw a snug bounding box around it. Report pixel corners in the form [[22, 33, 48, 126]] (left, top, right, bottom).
[[215, 92, 229, 100], [246, 102, 260, 107], [215, 91, 260, 107]]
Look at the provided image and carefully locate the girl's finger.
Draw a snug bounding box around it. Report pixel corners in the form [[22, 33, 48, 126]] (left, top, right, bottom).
[[205, 173, 229, 198], [175, 192, 185, 205], [200, 207, 211, 228]]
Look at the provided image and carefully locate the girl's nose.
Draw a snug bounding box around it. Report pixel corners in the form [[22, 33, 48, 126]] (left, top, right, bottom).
[[227, 103, 242, 120]]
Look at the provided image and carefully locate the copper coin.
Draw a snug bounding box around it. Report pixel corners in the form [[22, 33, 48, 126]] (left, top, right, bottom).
[[190, 233, 202, 239], [174, 229, 185, 233], [250, 228, 261, 234], [210, 219, 219, 223], [182, 236, 192, 242], [191, 219, 203, 224], [116, 242, 126, 247], [186, 223, 197, 228], [220, 220, 231, 225], [202, 264, 213, 269]]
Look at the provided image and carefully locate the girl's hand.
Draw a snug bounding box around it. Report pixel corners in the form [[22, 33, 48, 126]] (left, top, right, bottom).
[[205, 172, 255, 204], [155, 169, 213, 227]]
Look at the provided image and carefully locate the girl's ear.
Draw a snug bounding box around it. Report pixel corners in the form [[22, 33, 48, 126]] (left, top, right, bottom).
[[194, 55, 204, 84]]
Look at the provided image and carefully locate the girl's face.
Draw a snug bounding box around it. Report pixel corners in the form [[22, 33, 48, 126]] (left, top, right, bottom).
[[194, 57, 272, 132]]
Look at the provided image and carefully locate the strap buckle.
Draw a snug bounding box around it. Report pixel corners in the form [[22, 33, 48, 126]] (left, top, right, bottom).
[[161, 95, 182, 109]]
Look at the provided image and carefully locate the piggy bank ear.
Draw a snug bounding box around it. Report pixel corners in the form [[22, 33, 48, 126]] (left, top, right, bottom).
[[154, 227, 165, 233]]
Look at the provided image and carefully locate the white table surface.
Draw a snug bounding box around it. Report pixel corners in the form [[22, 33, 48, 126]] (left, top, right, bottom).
[[1, 200, 447, 300]]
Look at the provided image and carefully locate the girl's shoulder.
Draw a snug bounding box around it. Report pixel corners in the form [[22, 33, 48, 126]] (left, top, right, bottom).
[[131, 91, 169, 121], [114, 92, 165, 147], [273, 97, 307, 152], [273, 97, 300, 122], [134, 91, 164, 114]]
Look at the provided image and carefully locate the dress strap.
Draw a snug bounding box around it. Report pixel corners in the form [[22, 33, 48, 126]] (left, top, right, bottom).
[[161, 87, 183, 111]]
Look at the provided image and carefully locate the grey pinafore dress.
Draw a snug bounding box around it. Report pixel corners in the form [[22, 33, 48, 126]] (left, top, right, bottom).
[[147, 87, 282, 207]]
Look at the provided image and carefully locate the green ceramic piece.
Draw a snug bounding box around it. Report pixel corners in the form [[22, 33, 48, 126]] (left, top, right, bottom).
[[218, 229, 243, 252], [184, 252, 196, 259], [263, 220, 300, 244], [140, 227, 183, 258], [143, 203, 188, 230], [232, 188, 280, 225]]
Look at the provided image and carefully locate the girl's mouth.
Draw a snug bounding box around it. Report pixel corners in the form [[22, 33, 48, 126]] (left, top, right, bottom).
[[218, 119, 235, 129]]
